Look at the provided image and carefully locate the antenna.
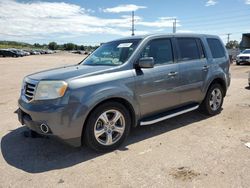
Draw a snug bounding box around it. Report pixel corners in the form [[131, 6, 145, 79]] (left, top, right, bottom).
[[131, 11, 135, 36]]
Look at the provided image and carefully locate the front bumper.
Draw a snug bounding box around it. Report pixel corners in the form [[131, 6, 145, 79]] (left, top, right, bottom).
[[17, 98, 85, 147], [236, 59, 250, 63]]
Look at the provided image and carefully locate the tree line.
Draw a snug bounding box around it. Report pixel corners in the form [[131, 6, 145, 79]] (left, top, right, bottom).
[[0, 41, 99, 51], [47, 42, 99, 51], [225, 40, 239, 49]]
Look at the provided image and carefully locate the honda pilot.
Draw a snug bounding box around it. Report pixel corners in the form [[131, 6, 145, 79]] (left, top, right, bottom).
[[18, 34, 231, 152]]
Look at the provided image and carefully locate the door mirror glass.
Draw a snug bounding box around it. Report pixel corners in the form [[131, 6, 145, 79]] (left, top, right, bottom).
[[138, 57, 154, 68]]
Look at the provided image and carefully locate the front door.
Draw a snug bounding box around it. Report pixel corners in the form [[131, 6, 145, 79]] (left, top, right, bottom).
[[134, 38, 180, 118]]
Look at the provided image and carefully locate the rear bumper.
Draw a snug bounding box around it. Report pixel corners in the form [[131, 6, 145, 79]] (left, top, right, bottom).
[[17, 98, 85, 147]]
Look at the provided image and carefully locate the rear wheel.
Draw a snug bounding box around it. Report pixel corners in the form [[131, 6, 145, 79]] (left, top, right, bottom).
[[200, 84, 224, 115], [84, 102, 131, 152], [236, 62, 240, 65]]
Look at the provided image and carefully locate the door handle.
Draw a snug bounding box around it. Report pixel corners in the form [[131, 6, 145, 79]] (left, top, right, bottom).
[[202, 65, 209, 71], [168, 71, 178, 77]]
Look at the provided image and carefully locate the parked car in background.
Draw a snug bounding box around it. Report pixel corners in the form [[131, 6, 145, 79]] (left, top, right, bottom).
[[23, 50, 31, 56], [39, 50, 46, 54], [29, 50, 40, 55], [10, 49, 26, 57], [47, 50, 53, 54], [71, 50, 89, 55], [17, 34, 230, 152], [0, 49, 22, 57], [44, 50, 53, 54], [236, 49, 250, 65], [71, 50, 83, 54]]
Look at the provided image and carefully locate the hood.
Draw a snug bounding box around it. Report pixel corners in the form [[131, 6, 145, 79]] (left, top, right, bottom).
[[27, 64, 115, 81], [237, 53, 250, 57]]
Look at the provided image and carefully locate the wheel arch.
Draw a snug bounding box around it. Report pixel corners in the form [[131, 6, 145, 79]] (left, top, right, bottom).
[[206, 77, 227, 97], [81, 97, 137, 145]]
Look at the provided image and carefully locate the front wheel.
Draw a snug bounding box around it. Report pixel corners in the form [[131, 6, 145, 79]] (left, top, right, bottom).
[[84, 102, 131, 152], [200, 84, 224, 115]]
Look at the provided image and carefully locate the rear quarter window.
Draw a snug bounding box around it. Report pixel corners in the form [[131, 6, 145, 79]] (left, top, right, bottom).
[[207, 38, 225, 58]]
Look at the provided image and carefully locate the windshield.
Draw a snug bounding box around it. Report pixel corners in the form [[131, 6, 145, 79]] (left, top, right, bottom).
[[81, 39, 141, 66], [242, 49, 250, 54]]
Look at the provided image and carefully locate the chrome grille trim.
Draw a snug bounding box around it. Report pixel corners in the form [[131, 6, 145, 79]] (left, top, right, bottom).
[[23, 77, 39, 102], [240, 56, 249, 59]]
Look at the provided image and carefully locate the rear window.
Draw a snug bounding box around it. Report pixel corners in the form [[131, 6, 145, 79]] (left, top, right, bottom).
[[207, 38, 225, 58], [176, 38, 200, 61]]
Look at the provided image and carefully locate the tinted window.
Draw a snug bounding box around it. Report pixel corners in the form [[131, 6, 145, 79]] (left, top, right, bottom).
[[196, 39, 206, 58], [177, 38, 200, 61], [207, 38, 225, 58], [141, 39, 173, 65]]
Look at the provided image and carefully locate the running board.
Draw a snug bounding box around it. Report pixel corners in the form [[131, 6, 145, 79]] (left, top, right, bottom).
[[140, 105, 199, 126]]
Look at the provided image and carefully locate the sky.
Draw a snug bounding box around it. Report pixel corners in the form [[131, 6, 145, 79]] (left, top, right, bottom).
[[0, 0, 250, 45]]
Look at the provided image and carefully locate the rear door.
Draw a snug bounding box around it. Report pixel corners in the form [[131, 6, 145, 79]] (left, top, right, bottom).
[[175, 37, 209, 104], [135, 38, 180, 117]]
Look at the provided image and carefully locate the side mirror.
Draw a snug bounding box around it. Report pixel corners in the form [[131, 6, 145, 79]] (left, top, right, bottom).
[[138, 57, 154, 69]]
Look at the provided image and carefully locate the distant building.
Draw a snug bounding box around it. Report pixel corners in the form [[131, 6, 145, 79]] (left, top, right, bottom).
[[240, 33, 250, 50]]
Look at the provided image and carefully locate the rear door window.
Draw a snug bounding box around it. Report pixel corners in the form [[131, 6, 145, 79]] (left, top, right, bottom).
[[176, 38, 200, 61], [207, 38, 225, 58], [196, 39, 206, 59]]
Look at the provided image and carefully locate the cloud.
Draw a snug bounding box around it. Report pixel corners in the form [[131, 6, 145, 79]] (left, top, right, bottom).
[[102, 4, 146, 13], [246, 0, 250, 4], [0, 0, 174, 43], [138, 17, 180, 28], [205, 0, 217, 6]]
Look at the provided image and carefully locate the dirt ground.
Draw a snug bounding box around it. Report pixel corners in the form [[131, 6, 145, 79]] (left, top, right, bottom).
[[0, 52, 249, 188]]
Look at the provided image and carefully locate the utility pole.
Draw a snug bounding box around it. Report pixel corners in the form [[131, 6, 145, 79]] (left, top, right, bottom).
[[173, 18, 177, 33], [226, 33, 231, 43], [131, 11, 135, 36]]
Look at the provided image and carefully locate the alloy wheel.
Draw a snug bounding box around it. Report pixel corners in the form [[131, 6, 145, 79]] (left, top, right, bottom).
[[94, 109, 125, 146], [209, 88, 222, 111]]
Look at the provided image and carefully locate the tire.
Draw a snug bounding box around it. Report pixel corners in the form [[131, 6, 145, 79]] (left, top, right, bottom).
[[84, 102, 131, 152], [200, 84, 224, 115], [236, 62, 240, 65]]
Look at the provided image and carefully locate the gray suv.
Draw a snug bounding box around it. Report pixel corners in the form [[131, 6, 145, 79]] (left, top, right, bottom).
[[18, 34, 231, 151]]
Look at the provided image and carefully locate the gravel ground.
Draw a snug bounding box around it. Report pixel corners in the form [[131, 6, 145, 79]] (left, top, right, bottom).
[[0, 52, 249, 188]]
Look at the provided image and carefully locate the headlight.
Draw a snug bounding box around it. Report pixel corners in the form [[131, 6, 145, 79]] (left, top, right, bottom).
[[34, 81, 68, 100]]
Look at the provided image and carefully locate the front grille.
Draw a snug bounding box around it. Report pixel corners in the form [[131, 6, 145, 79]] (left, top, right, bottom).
[[240, 56, 249, 60], [24, 82, 36, 101]]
